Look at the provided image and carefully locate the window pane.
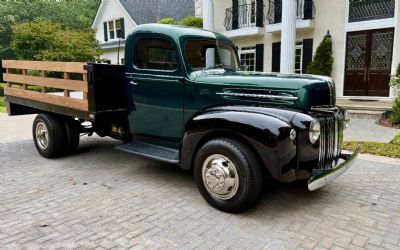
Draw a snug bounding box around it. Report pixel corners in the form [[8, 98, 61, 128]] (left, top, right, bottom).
[[109, 21, 115, 39], [115, 19, 123, 38], [349, 0, 395, 23], [134, 38, 177, 71], [115, 20, 121, 29]]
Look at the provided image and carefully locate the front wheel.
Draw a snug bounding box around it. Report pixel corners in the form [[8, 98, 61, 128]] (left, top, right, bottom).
[[194, 138, 263, 213]]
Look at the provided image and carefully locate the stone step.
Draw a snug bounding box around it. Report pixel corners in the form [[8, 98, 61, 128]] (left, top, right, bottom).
[[346, 110, 384, 119], [336, 98, 393, 118]]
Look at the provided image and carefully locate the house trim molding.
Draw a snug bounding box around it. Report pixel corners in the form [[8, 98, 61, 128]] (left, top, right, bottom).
[[345, 18, 395, 32], [223, 27, 265, 38], [265, 19, 315, 33]]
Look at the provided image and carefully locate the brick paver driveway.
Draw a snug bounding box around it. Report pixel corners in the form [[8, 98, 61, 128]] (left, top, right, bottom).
[[1, 114, 400, 250]]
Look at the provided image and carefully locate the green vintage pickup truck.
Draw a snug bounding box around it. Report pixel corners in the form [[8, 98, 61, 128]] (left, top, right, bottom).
[[2, 24, 358, 213]]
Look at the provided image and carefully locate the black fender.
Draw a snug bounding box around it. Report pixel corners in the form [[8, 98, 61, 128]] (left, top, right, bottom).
[[180, 106, 299, 182]]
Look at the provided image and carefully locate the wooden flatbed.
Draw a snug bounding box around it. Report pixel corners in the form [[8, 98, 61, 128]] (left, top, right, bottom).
[[1, 60, 128, 122]]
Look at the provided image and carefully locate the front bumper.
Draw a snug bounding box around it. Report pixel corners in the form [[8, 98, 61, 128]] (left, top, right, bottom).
[[308, 149, 359, 191]]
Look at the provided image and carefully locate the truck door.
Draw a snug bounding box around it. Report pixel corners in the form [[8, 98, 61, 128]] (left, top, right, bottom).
[[127, 35, 184, 141]]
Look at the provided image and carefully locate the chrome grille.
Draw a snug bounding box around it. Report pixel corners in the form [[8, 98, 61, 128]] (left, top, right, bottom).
[[317, 112, 344, 169]]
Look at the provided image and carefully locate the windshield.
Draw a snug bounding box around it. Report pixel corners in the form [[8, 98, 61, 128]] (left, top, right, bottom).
[[186, 39, 240, 71]]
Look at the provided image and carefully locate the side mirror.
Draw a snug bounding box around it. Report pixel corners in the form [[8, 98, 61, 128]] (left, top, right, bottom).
[[240, 64, 249, 71]]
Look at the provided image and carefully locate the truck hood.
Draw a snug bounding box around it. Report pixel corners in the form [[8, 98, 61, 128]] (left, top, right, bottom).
[[191, 69, 335, 111]]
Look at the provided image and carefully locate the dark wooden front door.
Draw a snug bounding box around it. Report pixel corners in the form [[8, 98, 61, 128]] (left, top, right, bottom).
[[344, 28, 394, 97]]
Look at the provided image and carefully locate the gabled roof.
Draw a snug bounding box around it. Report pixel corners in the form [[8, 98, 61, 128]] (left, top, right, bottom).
[[119, 0, 195, 25]]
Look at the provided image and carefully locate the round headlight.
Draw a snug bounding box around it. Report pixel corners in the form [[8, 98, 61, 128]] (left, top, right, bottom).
[[309, 119, 320, 144]]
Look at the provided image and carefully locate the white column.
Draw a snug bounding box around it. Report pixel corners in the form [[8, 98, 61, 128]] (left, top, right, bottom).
[[203, 0, 214, 31], [280, 0, 297, 73], [203, 0, 215, 67]]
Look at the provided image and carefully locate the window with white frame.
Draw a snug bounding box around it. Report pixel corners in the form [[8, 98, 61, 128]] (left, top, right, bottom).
[[239, 46, 256, 71], [295, 41, 303, 74], [104, 18, 124, 41]]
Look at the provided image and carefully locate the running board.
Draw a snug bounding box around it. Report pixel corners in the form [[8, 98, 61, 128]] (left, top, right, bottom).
[[116, 141, 180, 164]]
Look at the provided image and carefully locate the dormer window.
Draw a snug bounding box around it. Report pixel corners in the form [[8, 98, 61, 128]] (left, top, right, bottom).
[[103, 18, 125, 42]]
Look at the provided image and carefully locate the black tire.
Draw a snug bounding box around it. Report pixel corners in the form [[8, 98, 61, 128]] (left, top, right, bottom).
[[62, 118, 80, 155], [194, 138, 263, 213], [32, 113, 66, 158]]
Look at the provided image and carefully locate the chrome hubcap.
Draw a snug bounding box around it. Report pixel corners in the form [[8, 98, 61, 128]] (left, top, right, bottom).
[[202, 154, 239, 200], [35, 122, 49, 150]]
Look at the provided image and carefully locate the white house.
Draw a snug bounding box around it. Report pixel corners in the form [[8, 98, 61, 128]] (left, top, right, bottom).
[[92, 0, 197, 64], [203, 0, 400, 113]]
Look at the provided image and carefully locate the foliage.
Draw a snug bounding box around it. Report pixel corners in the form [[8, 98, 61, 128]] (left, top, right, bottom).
[[390, 64, 400, 92], [390, 64, 400, 124], [391, 134, 400, 145], [157, 18, 178, 25], [0, 0, 101, 59], [180, 16, 203, 28], [157, 16, 203, 28], [11, 21, 101, 62], [0, 84, 4, 97], [391, 97, 400, 124], [0, 97, 5, 113], [307, 35, 334, 76], [343, 140, 400, 159]]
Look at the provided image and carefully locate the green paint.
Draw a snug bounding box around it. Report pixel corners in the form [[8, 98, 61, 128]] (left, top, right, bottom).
[[125, 24, 333, 140]]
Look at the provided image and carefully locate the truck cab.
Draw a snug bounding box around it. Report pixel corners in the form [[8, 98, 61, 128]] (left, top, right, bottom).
[[2, 24, 358, 213]]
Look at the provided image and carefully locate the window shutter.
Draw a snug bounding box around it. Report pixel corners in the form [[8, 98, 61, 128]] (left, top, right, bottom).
[[255, 44, 264, 72], [256, 0, 264, 27], [272, 42, 281, 72], [303, 0, 313, 20], [120, 18, 125, 39], [232, 0, 239, 30], [274, 0, 282, 23], [302, 39, 313, 74], [103, 22, 108, 42]]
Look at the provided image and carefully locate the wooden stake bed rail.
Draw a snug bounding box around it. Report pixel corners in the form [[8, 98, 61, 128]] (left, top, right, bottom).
[[2, 60, 89, 111]]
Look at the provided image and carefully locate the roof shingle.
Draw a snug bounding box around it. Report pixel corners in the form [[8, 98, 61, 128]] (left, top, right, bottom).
[[119, 0, 196, 25]]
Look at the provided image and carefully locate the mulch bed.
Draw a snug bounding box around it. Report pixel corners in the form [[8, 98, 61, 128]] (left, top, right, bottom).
[[376, 117, 400, 129]]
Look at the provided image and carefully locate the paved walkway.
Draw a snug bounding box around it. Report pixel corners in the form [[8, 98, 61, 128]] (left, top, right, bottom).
[[344, 118, 399, 143], [1, 114, 400, 249]]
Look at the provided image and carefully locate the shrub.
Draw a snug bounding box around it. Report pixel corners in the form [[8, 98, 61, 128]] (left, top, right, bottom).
[[391, 97, 400, 124], [157, 16, 203, 28], [392, 134, 400, 145], [307, 34, 334, 76], [157, 18, 178, 25], [180, 16, 203, 28], [0, 83, 4, 97], [390, 64, 400, 124]]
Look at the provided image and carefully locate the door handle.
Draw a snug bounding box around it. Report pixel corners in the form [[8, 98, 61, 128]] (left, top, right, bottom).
[[130, 81, 138, 86]]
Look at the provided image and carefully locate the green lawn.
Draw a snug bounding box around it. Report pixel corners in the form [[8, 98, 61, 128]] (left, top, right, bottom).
[[343, 135, 400, 159]]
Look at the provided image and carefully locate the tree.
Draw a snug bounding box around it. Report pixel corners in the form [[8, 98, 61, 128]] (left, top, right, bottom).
[[157, 18, 178, 25], [11, 21, 101, 62], [307, 32, 334, 76], [180, 16, 203, 28], [0, 0, 101, 59]]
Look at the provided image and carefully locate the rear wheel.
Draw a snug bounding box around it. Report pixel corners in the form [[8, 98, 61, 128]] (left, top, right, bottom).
[[33, 113, 66, 158], [194, 138, 263, 213], [63, 118, 80, 155]]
